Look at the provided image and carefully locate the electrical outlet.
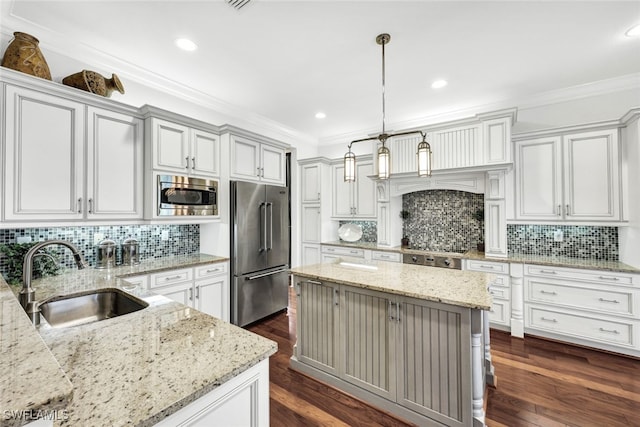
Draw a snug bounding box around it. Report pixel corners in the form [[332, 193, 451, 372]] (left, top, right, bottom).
[[553, 229, 564, 242], [161, 230, 170, 241], [94, 232, 106, 245], [16, 236, 32, 244]]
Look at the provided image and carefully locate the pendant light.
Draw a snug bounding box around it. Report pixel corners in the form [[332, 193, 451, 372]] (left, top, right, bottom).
[[343, 33, 433, 181]]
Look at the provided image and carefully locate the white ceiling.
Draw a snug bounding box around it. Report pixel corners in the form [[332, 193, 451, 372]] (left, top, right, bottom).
[[2, 0, 639, 144]]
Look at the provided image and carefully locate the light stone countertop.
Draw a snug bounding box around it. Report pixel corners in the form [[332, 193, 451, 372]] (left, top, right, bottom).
[[322, 241, 640, 273], [1, 254, 277, 427], [290, 261, 493, 310]]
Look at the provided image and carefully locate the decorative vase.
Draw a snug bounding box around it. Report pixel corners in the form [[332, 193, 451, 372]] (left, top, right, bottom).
[[1, 32, 52, 80], [62, 70, 125, 97]]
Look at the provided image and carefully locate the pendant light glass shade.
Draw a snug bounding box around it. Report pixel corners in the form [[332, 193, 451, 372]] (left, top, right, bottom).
[[417, 139, 432, 177], [344, 149, 356, 182], [377, 144, 391, 180]]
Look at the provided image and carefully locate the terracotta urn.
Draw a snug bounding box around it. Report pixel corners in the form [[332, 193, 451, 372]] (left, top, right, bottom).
[[1, 32, 52, 80], [62, 70, 125, 97]]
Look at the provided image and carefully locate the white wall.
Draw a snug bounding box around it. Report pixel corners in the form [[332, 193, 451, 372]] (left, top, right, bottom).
[[620, 118, 640, 268]]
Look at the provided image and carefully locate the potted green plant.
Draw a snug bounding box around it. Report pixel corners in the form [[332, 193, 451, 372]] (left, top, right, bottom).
[[399, 210, 410, 247], [0, 242, 60, 286], [472, 208, 485, 252]]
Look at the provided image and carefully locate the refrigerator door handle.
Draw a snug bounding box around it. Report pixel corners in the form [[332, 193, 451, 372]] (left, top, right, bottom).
[[266, 202, 273, 251], [247, 268, 289, 281], [259, 202, 266, 252]]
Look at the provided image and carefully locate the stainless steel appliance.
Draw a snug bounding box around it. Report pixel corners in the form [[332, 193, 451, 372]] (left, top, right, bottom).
[[230, 181, 290, 326], [402, 252, 462, 270], [157, 175, 218, 216]]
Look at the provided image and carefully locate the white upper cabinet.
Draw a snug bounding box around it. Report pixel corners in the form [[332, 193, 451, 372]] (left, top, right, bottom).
[[148, 117, 219, 178], [3, 84, 143, 222], [86, 107, 144, 220], [514, 129, 621, 222], [331, 159, 376, 219], [301, 163, 322, 204], [230, 134, 286, 185]]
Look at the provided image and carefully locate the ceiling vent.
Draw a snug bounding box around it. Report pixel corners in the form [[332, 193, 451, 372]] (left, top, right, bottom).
[[228, 0, 251, 10]]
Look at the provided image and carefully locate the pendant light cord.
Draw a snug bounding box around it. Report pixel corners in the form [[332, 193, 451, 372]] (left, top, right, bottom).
[[381, 36, 386, 136]]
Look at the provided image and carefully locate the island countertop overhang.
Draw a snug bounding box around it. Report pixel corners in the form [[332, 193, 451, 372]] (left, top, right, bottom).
[[290, 261, 493, 310]]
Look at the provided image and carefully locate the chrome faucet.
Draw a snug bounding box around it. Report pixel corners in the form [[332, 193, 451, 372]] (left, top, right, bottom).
[[19, 240, 88, 324]]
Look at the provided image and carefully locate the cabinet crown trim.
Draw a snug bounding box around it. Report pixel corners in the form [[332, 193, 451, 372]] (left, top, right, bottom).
[[140, 105, 220, 133], [220, 124, 290, 149]]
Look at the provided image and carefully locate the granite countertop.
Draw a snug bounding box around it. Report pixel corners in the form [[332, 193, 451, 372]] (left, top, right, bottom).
[[322, 241, 640, 273], [290, 261, 493, 310], [1, 254, 277, 427]]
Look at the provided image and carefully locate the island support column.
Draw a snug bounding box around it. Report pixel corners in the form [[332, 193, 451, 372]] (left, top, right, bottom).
[[471, 309, 486, 426]]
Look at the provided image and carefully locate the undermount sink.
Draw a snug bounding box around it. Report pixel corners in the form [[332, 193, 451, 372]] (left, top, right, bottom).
[[39, 288, 148, 328]]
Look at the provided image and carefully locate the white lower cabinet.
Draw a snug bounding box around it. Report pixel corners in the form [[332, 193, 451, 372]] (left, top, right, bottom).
[[464, 259, 511, 329], [523, 264, 640, 356], [153, 358, 269, 427], [301, 243, 321, 266], [148, 263, 229, 322], [320, 244, 368, 264]]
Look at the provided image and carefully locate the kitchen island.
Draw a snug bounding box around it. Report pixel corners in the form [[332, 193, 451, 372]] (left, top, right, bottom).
[[290, 260, 493, 427], [1, 254, 276, 427]]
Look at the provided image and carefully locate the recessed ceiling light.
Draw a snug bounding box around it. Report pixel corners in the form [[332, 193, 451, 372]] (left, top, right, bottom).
[[625, 24, 640, 37], [175, 38, 198, 51], [431, 79, 448, 89], [315, 112, 326, 119]]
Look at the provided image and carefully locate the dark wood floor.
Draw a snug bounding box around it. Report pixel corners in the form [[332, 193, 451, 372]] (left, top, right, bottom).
[[248, 294, 640, 427]]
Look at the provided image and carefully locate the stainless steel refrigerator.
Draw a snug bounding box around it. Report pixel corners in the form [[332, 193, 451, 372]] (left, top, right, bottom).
[[230, 180, 290, 326]]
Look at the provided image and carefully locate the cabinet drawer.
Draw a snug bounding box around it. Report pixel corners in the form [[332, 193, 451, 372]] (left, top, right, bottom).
[[150, 268, 193, 288], [121, 274, 149, 289], [489, 299, 510, 326], [525, 264, 638, 286], [526, 278, 637, 317], [195, 263, 228, 280], [526, 305, 637, 348], [371, 251, 401, 263], [321, 246, 365, 258], [489, 284, 510, 300], [466, 260, 509, 274]]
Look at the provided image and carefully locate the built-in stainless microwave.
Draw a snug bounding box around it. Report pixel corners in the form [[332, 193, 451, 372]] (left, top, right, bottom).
[[157, 175, 218, 216]]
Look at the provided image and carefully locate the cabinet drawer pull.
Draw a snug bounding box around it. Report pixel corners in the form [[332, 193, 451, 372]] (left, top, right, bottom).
[[599, 327, 620, 334], [304, 280, 322, 285], [77, 198, 82, 214], [379, 254, 389, 258], [88, 198, 93, 214], [334, 289, 339, 307], [349, 250, 360, 254], [206, 268, 221, 273], [191, 157, 196, 169], [189, 288, 193, 301], [478, 264, 496, 270], [185, 156, 190, 169], [557, 204, 561, 216], [540, 317, 557, 323], [598, 276, 620, 281], [195, 285, 200, 299], [539, 270, 557, 275], [540, 290, 557, 295], [598, 298, 620, 304], [388, 300, 395, 321], [164, 275, 183, 281], [326, 248, 335, 252]]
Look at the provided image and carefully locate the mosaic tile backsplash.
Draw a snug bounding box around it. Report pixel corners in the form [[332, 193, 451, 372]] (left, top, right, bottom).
[[507, 224, 618, 260], [0, 225, 200, 281], [402, 190, 484, 252], [338, 221, 377, 243]]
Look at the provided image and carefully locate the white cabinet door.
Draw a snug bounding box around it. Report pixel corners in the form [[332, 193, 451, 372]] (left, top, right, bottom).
[[195, 276, 229, 321], [4, 85, 85, 221], [331, 160, 376, 218], [86, 107, 144, 220], [301, 243, 321, 265], [354, 161, 376, 217], [301, 163, 321, 203], [563, 129, 620, 221], [156, 282, 193, 306], [301, 205, 321, 243], [230, 135, 261, 182], [190, 128, 219, 177], [515, 136, 563, 220], [260, 144, 285, 185], [332, 164, 353, 217], [151, 118, 190, 173]]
